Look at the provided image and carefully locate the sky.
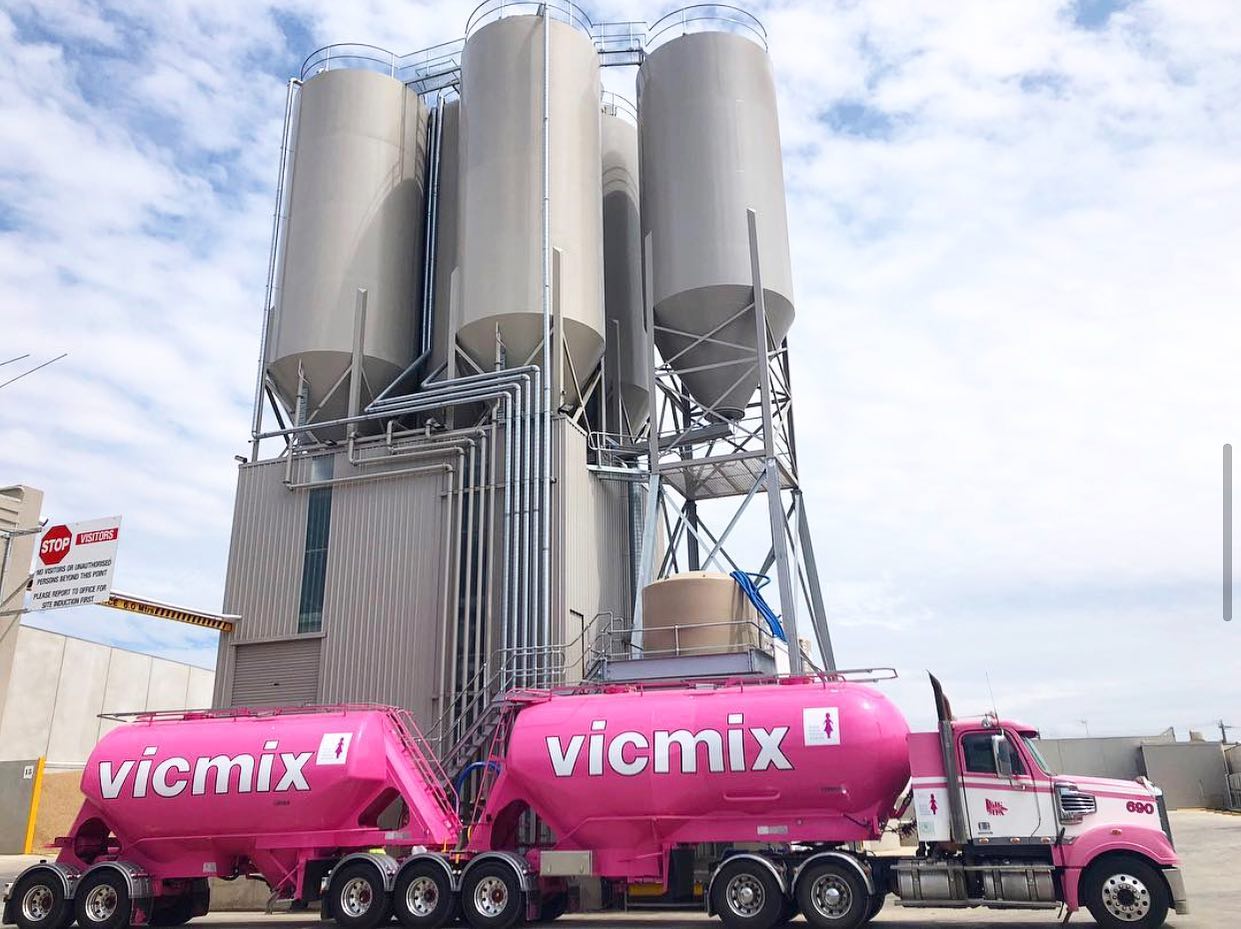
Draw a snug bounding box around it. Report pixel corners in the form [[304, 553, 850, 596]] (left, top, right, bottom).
[[1, 0, 1238, 738]]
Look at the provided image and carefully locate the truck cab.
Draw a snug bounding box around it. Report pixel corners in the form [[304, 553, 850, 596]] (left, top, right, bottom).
[[900, 710, 1188, 928]]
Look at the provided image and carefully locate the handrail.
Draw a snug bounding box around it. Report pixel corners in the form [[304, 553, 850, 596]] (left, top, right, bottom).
[[465, 0, 594, 40], [646, 4, 767, 54], [600, 90, 637, 125], [300, 42, 401, 80]]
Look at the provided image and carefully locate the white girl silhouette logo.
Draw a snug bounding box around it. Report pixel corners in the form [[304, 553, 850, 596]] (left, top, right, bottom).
[[802, 706, 841, 746], [317, 732, 353, 765]]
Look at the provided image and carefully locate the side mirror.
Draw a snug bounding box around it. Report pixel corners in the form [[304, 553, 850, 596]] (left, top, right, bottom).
[[992, 734, 1014, 778]]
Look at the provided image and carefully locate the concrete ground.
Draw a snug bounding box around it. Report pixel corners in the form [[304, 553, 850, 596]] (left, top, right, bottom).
[[3, 811, 1236, 927]]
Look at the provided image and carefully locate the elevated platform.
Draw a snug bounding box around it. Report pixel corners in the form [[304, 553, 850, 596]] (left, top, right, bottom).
[[593, 647, 777, 683]]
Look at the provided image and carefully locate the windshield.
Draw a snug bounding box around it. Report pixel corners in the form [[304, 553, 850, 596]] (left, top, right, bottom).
[[1022, 734, 1054, 775]]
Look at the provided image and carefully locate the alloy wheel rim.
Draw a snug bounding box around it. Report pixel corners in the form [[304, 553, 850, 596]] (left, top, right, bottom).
[[406, 875, 439, 917], [811, 874, 852, 919], [339, 877, 374, 918], [21, 885, 54, 922], [1101, 873, 1152, 922], [475, 876, 508, 917], [725, 873, 766, 918], [84, 884, 118, 923]]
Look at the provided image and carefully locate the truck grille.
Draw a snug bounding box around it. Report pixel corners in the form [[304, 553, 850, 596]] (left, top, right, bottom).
[[1055, 785, 1097, 824]]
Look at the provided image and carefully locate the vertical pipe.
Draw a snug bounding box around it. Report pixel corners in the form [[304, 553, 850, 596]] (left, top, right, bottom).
[[251, 78, 299, 461], [748, 208, 803, 675], [540, 6, 553, 675], [347, 289, 368, 436]]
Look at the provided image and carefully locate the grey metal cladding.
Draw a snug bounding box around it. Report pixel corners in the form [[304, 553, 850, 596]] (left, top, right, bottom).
[[231, 637, 321, 707], [316, 465, 452, 729], [558, 422, 632, 671], [214, 460, 309, 705]]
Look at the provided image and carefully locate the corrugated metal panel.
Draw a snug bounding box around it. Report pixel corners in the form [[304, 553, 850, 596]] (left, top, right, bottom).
[[317, 464, 452, 730], [231, 638, 321, 707], [556, 420, 632, 681], [214, 459, 310, 705]]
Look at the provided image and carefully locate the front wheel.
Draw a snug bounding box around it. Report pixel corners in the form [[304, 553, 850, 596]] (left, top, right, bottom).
[[864, 891, 885, 923], [10, 871, 71, 929], [1082, 856, 1170, 929], [795, 862, 869, 929], [394, 862, 456, 929]]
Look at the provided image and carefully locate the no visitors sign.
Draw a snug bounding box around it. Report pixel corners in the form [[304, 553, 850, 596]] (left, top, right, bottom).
[[29, 516, 122, 611]]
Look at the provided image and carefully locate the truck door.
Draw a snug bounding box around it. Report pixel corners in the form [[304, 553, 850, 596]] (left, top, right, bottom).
[[958, 730, 1050, 839]]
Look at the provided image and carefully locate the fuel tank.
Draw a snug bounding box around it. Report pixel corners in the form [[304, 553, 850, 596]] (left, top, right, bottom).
[[481, 679, 910, 873], [72, 708, 459, 864]]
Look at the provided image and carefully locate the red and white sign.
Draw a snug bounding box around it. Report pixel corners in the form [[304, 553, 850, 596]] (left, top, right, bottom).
[[29, 516, 122, 612]]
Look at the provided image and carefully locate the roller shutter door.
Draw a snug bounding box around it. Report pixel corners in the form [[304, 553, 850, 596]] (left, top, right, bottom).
[[230, 638, 321, 707]]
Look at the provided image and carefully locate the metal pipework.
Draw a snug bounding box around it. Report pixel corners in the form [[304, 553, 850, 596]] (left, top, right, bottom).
[[250, 77, 301, 461], [281, 366, 541, 696]]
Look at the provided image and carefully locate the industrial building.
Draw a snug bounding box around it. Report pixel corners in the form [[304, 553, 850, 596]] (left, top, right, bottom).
[[215, 2, 833, 772]]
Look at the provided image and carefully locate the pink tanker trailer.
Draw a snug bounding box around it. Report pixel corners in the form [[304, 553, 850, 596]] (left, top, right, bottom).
[[3, 674, 1187, 929]]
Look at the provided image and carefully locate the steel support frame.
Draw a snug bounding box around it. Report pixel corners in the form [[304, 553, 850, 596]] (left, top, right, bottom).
[[631, 209, 833, 671]]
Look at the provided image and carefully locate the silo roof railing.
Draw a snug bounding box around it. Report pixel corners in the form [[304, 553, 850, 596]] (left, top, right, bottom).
[[300, 39, 465, 93], [645, 4, 768, 54], [300, 43, 403, 80], [600, 90, 637, 125], [465, 0, 595, 41]]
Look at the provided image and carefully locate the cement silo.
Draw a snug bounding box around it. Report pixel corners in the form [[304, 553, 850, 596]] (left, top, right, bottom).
[[637, 30, 794, 419], [268, 68, 429, 430], [601, 96, 648, 432], [457, 13, 605, 400]]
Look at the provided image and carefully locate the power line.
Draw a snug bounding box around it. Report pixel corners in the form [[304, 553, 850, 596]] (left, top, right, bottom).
[[0, 353, 67, 391]]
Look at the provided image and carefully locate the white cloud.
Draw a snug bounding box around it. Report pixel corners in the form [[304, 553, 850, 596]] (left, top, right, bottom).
[[0, 1, 1237, 735]]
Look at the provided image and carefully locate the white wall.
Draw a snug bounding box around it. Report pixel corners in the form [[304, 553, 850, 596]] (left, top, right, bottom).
[[0, 625, 215, 765]]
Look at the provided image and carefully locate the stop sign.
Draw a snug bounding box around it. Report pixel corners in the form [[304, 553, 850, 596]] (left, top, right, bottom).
[[39, 525, 73, 566]]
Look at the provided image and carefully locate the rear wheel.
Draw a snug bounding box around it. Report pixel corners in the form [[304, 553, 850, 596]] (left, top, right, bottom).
[[795, 861, 868, 929], [329, 861, 390, 929], [711, 860, 784, 929], [394, 861, 456, 928], [75, 870, 132, 929], [1082, 856, 1170, 929], [461, 862, 524, 929], [11, 871, 71, 929]]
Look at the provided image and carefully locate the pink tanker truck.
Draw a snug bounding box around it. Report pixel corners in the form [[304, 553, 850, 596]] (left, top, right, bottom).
[[3, 674, 1188, 929]]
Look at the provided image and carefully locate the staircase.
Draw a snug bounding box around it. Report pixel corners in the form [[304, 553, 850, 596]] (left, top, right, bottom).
[[382, 707, 461, 845]]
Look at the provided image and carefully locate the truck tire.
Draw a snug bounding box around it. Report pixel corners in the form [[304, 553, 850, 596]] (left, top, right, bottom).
[[538, 892, 568, 922], [460, 862, 524, 929], [10, 870, 71, 929], [864, 892, 885, 923], [152, 896, 196, 926], [329, 861, 390, 929], [1082, 855, 1170, 929], [74, 870, 132, 929], [710, 860, 785, 929], [795, 861, 868, 929], [394, 861, 456, 928]]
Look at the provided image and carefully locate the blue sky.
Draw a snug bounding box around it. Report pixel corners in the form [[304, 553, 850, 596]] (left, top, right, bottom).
[[2, 0, 1239, 736]]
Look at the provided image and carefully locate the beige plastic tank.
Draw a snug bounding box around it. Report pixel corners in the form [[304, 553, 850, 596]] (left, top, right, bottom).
[[641, 571, 762, 657]]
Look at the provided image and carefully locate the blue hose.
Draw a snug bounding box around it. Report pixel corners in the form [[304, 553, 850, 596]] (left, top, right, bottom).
[[730, 571, 787, 641], [453, 759, 500, 796]]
